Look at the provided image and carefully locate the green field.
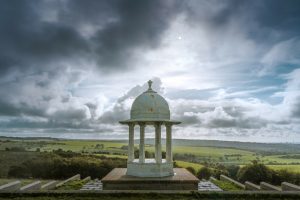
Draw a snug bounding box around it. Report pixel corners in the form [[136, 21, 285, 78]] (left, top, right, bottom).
[[175, 160, 204, 171], [0, 137, 300, 179], [266, 165, 300, 173]]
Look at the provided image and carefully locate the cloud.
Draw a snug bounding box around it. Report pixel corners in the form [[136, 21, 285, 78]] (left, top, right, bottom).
[[0, 68, 108, 130], [170, 98, 268, 129], [0, 1, 300, 142], [0, 1, 89, 77], [260, 38, 300, 75], [0, 0, 183, 78], [281, 68, 300, 119], [91, 0, 181, 71]]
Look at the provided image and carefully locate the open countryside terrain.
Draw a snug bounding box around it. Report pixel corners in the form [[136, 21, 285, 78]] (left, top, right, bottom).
[[0, 136, 300, 177]]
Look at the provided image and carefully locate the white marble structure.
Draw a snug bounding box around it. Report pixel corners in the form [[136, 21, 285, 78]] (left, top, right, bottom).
[[120, 80, 181, 177]]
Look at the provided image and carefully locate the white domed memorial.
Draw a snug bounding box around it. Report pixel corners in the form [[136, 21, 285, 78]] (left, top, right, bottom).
[[101, 80, 199, 190], [120, 80, 181, 177]]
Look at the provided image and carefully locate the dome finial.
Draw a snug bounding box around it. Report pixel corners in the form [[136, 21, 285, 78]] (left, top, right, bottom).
[[145, 80, 156, 93], [148, 80, 153, 90]]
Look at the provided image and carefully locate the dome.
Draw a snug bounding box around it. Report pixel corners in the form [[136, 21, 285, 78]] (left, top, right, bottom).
[[130, 80, 170, 121]]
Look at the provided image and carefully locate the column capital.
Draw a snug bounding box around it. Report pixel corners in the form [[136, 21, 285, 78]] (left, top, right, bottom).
[[138, 122, 146, 127], [165, 123, 173, 128], [128, 123, 135, 128], [154, 121, 163, 128]]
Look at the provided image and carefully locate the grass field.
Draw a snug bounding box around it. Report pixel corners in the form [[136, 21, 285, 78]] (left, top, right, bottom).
[[1, 137, 300, 178], [175, 161, 204, 171], [266, 165, 300, 173]]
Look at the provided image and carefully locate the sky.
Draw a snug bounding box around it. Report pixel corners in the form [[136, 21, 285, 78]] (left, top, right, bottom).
[[0, 0, 300, 143]]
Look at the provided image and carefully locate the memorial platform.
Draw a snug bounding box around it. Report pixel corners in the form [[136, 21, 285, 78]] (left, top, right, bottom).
[[101, 168, 199, 190]]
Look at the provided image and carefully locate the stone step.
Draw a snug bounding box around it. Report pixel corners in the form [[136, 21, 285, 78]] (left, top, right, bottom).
[[281, 182, 300, 191], [0, 181, 21, 192], [260, 182, 281, 191], [19, 181, 41, 191]]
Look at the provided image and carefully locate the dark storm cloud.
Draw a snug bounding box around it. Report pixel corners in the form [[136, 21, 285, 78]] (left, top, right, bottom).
[[184, 0, 300, 42], [91, 0, 181, 70], [0, 0, 182, 76], [0, 1, 88, 76], [1, 0, 300, 75]]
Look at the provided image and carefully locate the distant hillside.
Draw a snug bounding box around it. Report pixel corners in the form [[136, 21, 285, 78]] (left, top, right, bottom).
[[1, 136, 299, 154], [143, 139, 300, 154], [172, 139, 300, 154]]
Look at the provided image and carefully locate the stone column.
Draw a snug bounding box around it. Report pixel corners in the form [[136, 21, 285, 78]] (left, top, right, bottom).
[[155, 122, 162, 163], [139, 123, 145, 163], [128, 123, 135, 162], [166, 123, 172, 163]]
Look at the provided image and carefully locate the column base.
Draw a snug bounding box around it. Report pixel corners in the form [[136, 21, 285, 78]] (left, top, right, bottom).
[[127, 159, 174, 177]]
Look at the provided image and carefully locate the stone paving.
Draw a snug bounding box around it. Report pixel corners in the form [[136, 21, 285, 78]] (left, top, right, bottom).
[[198, 181, 223, 191], [80, 179, 103, 191]]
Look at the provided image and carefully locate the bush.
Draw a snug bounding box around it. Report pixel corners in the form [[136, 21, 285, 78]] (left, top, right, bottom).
[[197, 167, 212, 180], [225, 165, 240, 179], [211, 168, 229, 179], [53, 149, 80, 158], [237, 162, 300, 185], [6, 147, 26, 152], [272, 169, 300, 185], [8, 152, 126, 179], [8, 165, 31, 178], [237, 162, 273, 184]]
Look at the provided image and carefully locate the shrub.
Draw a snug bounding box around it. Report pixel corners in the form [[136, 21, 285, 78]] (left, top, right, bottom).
[[225, 165, 240, 179], [273, 169, 300, 185], [7, 153, 126, 179], [8, 165, 31, 178], [237, 162, 273, 184], [197, 167, 212, 180], [6, 147, 26, 152], [211, 168, 229, 179]]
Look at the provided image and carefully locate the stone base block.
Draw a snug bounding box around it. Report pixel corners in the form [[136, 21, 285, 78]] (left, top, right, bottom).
[[102, 168, 199, 190], [127, 159, 173, 177]]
